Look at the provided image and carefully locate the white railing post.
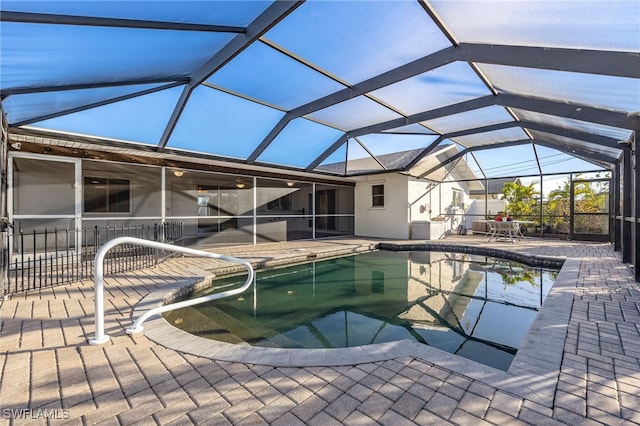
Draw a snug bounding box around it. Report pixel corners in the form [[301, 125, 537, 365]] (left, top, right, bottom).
[[89, 247, 110, 344], [89, 236, 254, 345]]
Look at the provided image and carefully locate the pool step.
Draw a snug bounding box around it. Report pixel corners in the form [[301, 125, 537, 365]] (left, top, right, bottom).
[[204, 304, 278, 344], [164, 307, 249, 345]]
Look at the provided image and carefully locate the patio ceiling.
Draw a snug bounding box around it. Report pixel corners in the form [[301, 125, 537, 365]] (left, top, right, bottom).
[[1, 1, 639, 181]]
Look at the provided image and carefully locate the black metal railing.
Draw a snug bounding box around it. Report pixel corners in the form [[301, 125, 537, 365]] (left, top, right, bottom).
[[0, 222, 183, 296]]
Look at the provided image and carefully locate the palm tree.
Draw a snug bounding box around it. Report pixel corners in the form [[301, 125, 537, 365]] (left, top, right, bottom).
[[501, 181, 540, 219]]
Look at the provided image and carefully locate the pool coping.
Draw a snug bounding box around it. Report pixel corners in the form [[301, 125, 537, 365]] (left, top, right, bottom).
[[130, 244, 575, 407]]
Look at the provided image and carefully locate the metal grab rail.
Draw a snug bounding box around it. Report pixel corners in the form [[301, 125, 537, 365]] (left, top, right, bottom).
[[89, 237, 254, 345]]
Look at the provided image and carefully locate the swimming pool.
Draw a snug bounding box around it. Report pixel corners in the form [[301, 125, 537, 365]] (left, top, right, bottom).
[[165, 250, 557, 370]]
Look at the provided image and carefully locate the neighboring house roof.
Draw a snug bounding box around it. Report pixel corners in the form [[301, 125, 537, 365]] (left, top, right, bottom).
[[317, 143, 485, 191], [315, 143, 455, 178], [315, 148, 425, 175]]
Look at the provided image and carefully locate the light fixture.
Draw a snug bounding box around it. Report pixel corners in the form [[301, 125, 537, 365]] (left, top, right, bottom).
[[286, 181, 295, 187], [236, 181, 246, 189], [173, 170, 184, 177]]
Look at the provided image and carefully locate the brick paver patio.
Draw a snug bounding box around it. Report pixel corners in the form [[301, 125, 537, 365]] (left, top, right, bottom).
[[1, 236, 639, 425]]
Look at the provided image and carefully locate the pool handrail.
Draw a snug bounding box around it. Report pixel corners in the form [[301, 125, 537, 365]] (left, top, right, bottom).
[[88, 236, 254, 345]]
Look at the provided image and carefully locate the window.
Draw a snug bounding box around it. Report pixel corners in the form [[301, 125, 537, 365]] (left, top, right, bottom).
[[267, 194, 292, 211], [452, 189, 463, 209], [84, 177, 130, 213], [197, 185, 239, 216], [372, 184, 384, 207]]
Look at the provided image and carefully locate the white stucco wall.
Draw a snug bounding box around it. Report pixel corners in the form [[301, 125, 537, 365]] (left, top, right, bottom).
[[466, 199, 508, 229], [354, 174, 475, 239], [408, 177, 470, 235], [355, 174, 409, 239], [408, 178, 436, 224]]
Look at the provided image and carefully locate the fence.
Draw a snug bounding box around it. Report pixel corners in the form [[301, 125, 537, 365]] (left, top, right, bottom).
[[0, 222, 183, 296]]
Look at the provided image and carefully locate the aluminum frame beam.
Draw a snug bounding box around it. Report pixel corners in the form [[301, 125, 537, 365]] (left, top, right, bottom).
[[304, 93, 633, 172], [530, 139, 618, 164], [1, 11, 246, 33], [12, 81, 186, 127], [416, 139, 532, 179], [1, 77, 190, 98], [2, 4, 638, 183], [415, 135, 618, 181], [403, 135, 447, 171], [157, 1, 302, 150], [250, 43, 638, 163], [442, 120, 621, 151], [497, 93, 638, 130], [458, 43, 640, 79], [247, 46, 460, 163], [519, 121, 622, 148]]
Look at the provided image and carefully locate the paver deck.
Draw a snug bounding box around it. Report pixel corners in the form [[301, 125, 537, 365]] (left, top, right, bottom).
[[1, 235, 639, 425]]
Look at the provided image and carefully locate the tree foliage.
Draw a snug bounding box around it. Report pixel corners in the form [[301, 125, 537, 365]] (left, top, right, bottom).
[[501, 181, 539, 218], [545, 177, 609, 233], [546, 181, 571, 230]]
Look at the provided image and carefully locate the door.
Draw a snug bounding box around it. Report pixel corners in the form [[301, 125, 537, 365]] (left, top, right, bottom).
[[571, 177, 611, 242], [316, 189, 336, 230]]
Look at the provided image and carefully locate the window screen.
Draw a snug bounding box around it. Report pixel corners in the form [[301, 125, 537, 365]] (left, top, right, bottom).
[[84, 177, 130, 213]]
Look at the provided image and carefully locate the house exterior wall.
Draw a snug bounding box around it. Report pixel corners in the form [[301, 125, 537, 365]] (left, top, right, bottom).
[[13, 157, 75, 216], [354, 173, 474, 240], [8, 153, 355, 246], [10, 150, 482, 243], [355, 174, 409, 239], [434, 179, 468, 223], [466, 198, 508, 230], [14, 157, 164, 223], [408, 177, 470, 237], [82, 161, 163, 226]]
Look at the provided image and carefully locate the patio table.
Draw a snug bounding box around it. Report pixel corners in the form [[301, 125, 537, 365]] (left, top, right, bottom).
[[481, 220, 532, 243]]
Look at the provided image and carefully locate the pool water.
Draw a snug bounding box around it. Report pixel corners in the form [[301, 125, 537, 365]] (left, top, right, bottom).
[[165, 250, 557, 370]]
